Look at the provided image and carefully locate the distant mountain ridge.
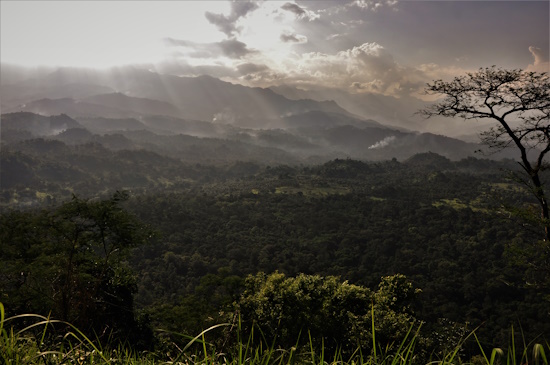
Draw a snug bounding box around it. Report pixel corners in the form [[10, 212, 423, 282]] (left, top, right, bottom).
[[0, 65, 520, 162], [83, 93, 183, 117], [1, 67, 354, 127], [1, 111, 518, 162], [1, 112, 82, 135]]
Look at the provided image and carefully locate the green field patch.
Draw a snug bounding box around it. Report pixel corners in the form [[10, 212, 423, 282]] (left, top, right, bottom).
[[156, 176, 174, 187], [369, 196, 386, 201], [433, 198, 469, 210], [35, 191, 52, 200], [489, 182, 526, 192], [275, 185, 350, 196], [433, 198, 490, 213]]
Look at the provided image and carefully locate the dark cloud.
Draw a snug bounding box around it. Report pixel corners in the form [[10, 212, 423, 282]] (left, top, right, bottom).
[[205, 1, 259, 37], [281, 2, 320, 21], [351, 82, 366, 90], [280, 31, 308, 44], [204, 12, 234, 37], [239, 70, 287, 86], [281, 3, 306, 16], [236, 62, 269, 75], [164, 38, 255, 59], [231, 1, 259, 18], [218, 39, 254, 58]]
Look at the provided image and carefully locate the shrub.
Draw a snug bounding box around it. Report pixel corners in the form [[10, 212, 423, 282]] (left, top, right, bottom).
[[235, 272, 422, 355]]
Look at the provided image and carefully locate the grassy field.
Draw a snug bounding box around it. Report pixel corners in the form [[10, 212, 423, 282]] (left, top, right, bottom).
[[2, 303, 548, 365]]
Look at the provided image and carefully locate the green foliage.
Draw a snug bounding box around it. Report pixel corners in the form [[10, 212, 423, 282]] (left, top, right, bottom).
[[235, 272, 421, 356], [0, 192, 154, 346], [369, 275, 422, 344], [2, 154, 549, 354], [3, 301, 547, 365], [124, 158, 548, 348]]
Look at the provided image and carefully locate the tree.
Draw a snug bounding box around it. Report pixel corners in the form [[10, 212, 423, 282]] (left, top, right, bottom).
[[235, 272, 422, 355], [419, 67, 550, 240], [0, 191, 154, 344]]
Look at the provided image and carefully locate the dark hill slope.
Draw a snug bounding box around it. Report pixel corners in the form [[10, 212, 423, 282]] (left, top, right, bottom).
[[1, 112, 82, 136]]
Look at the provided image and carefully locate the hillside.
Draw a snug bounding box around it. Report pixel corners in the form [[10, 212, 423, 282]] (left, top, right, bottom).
[[2, 152, 548, 352], [2, 111, 515, 164], [1, 111, 548, 362]]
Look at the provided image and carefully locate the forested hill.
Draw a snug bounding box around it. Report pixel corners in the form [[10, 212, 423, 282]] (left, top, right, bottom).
[[1, 107, 548, 354], [120, 157, 548, 344], [2, 148, 550, 358], [2, 109, 518, 174]]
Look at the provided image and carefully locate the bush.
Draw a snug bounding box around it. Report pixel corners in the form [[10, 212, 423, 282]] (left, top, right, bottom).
[[235, 272, 422, 355]]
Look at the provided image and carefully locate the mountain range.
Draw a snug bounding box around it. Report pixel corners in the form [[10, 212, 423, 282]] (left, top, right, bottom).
[[1, 64, 516, 163]]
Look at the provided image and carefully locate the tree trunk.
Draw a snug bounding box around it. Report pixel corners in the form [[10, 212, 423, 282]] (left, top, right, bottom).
[[542, 198, 550, 241], [532, 173, 550, 241]]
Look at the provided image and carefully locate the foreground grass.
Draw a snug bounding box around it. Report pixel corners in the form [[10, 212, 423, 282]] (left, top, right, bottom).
[[1, 303, 548, 365]]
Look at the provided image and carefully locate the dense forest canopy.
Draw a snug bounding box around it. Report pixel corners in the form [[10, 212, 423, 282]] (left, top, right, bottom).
[[2, 140, 549, 356]]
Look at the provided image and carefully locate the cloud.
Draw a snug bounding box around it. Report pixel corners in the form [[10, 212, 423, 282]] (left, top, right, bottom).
[[348, 19, 366, 26], [280, 31, 308, 44], [164, 38, 255, 59], [205, 0, 259, 37], [351, 80, 384, 91], [526, 46, 550, 73], [236, 62, 269, 75], [326, 33, 347, 41], [218, 39, 255, 58], [252, 42, 470, 98], [155, 58, 277, 87], [286, 42, 413, 95], [348, 0, 398, 12], [281, 2, 320, 21], [234, 62, 283, 86], [162, 32, 472, 99], [240, 72, 286, 85]]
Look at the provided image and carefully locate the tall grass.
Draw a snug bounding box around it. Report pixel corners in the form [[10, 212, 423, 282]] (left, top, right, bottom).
[[474, 326, 548, 365], [1, 302, 548, 365]]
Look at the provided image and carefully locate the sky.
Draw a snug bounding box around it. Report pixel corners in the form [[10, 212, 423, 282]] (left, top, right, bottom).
[[1, 0, 549, 99]]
